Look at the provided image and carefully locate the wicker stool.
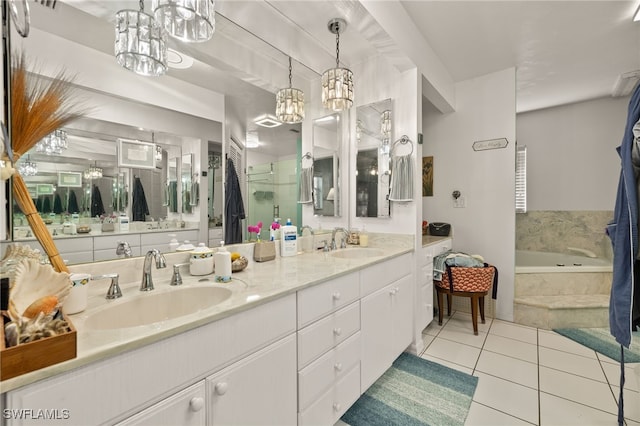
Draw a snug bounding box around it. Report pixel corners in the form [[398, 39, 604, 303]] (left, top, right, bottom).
[[434, 265, 496, 335]]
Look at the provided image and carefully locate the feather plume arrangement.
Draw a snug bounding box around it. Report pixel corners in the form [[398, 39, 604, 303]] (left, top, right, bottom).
[[9, 53, 87, 272]]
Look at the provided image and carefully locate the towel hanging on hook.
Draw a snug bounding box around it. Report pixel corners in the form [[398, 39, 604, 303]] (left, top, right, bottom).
[[298, 152, 314, 204], [389, 135, 414, 202]]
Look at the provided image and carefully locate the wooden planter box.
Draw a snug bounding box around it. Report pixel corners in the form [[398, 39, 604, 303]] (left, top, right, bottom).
[[1, 315, 77, 381]]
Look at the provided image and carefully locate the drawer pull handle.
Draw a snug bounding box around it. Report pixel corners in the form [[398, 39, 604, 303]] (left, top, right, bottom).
[[332, 292, 341, 300], [189, 397, 205, 412], [334, 362, 343, 371], [333, 327, 342, 336], [214, 382, 228, 395], [333, 403, 342, 412], [389, 289, 397, 295]]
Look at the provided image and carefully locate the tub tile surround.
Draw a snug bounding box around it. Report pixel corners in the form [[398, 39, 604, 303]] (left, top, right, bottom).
[[516, 210, 613, 260], [0, 233, 413, 393]]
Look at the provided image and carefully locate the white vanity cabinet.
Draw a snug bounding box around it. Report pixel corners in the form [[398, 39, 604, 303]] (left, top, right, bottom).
[[3, 295, 296, 426], [115, 382, 206, 426], [296, 271, 362, 426], [416, 238, 452, 334], [360, 254, 414, 391]]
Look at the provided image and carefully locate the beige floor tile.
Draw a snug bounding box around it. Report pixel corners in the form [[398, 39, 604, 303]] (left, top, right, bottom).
[[472, 371, 539, 424], [539, 392, 619, 426], [464, 402, 534, 426], [484, 333, 538, 364], [610, 386, 640, 423], [601, 361, 640, 392], [539, 366, 618, 415], [423, 321, 442, 336], [538, 330, 598, 358], [420, 353, 474, 375], [439, 325, 489, 348], [539, 347, 608, 382], [475, 350, 538, 389], [423, 337, 482, 369], [489, 320, 538, 344], [444, 311, 493, 334]]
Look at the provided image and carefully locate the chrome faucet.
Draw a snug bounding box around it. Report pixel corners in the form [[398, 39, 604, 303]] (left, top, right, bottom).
[[116, 241, 132, 258], [300, 225, 315, 236], [170, 263, 189, 286], [140, 249, 167, 291], [92, 273, 121, 299], [331, 227, 349, 251]]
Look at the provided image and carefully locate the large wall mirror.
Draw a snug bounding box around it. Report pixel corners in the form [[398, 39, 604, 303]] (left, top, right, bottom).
[[12, 117, 184, 242], [312, 114, 341, 217], [356, 99, 392, 218]]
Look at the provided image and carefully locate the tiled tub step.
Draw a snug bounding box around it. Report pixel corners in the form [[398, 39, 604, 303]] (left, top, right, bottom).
[[514, 294, 609, 330]]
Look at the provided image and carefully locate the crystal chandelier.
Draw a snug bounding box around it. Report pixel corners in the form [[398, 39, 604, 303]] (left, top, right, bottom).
[[153, 0, 215, 43], [36, 129, 68, 155], [322, 18, 353, 112], [84, 163, 103, 180], [275, 57, 305, 124], [18, 157, 37, 177], [115, 0, 168, 77]]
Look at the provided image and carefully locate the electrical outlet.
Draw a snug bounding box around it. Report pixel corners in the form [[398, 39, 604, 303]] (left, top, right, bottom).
[[454, 196, 466, 208]]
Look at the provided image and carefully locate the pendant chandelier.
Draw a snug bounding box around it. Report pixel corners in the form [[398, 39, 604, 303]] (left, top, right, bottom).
[[84, 162, 103, 180], [275, 57, 305, 124], [153, 0, 215, 43], [36, 129, 68, 156], [18, 157, 37, 177], [115, 0, 168, 77], [322, 18, 353, 112]]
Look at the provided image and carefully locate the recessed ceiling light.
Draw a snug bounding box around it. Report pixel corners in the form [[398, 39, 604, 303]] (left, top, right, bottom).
[[254, 114, 282, 128], [167, 48, 194, 70]]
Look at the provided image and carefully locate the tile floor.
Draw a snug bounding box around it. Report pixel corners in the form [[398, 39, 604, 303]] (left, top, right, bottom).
[[420, 311, 640, 426]]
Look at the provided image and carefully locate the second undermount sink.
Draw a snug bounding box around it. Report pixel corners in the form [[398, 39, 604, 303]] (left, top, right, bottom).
[[83, 286, 232, 330], [330, 248, 385, 259]]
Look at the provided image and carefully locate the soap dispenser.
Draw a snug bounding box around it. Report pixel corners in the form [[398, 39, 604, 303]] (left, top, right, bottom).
[[214, 241, 232, 283]]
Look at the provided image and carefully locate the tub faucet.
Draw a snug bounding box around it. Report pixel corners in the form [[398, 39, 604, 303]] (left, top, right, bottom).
[[331, 227, 349, 251], [140, 249, 167, 292]]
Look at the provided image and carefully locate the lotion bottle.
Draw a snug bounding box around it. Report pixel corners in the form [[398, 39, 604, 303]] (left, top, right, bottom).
[[280, 218, 297, 257], [214, 241, 232, 283]]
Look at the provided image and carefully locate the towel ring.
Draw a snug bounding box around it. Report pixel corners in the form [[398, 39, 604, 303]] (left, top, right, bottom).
[[391, 135, 414, 157], [9, 0, 30, 38]]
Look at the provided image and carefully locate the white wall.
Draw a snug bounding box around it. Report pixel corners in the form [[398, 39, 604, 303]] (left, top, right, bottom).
[[517, 96, 628, 211], [423, 68, 517, 321]]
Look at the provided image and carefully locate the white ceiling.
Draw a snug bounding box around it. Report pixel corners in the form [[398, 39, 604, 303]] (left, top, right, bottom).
[[26, 1, 640, 156]]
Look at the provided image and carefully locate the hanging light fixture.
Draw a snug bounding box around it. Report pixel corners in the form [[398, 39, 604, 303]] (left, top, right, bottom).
[[153, 0, 215, 43], [322, 18, 353, 112], [18, 156, 37, 177], [36, 129, 68, 155], [115, 0, 168, 77], [275, 57, 305, 124], [84, 162, 103, 180]]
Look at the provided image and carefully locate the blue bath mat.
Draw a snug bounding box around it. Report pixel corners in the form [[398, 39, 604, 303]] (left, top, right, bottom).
[[340, 352, 478, 426], [553, 327, 640, 363]]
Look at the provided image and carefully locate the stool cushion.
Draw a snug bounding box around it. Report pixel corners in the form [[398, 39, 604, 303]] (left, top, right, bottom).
[[435, 265, 495, 293]]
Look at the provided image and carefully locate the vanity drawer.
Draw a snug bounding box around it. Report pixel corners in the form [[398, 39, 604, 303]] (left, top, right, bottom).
[[297, 301, 360, 368], [298, 363, 360, 426], [298, 332, 360, 412], [360, 253, 412, 297], [297, 271, 359, 328]]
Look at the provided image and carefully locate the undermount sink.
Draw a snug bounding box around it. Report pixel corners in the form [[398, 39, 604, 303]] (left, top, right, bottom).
[[330, 248, 385, 259], [83, 286, 232, 330]]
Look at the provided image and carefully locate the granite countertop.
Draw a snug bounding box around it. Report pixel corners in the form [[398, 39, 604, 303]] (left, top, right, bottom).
[[1, 233, 413, 393]]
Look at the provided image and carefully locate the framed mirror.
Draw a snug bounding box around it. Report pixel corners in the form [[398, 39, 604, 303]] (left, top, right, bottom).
[[312, 114, 341, 217], [356, 99, 392, 218]]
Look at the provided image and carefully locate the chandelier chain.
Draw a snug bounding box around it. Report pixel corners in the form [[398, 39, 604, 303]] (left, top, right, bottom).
[[288, 57, 292, 88], [335, 31, 340, 68], [139, 0, 144, 11]]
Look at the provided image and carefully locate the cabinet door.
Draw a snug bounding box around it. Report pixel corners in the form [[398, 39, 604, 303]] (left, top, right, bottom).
[[206, 334, 297, 426], [392, 274, 414, 354], [116, 382, 206, 426], [360, 283, 394, 391]]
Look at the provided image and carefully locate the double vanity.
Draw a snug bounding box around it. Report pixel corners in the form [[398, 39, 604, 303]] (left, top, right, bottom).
[[1, 233, 442, 426]]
